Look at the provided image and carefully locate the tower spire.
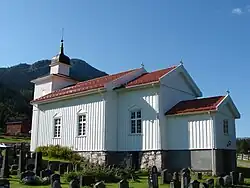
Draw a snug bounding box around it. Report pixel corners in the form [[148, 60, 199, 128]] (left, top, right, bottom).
[[60, 28, 64, 54]]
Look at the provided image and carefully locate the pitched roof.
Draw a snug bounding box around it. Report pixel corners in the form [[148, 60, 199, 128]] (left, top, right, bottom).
[[165, 96, 225, 115], [126, 66, 176, 87], [31, 65, 177, 103], [32, 69, 138, 103]]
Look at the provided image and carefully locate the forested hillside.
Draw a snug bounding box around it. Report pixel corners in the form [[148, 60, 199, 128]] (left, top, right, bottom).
[[0, 59, 107, 132]]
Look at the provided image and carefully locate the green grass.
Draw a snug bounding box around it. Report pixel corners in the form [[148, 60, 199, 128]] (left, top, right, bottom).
[[7, 160, 250, 187], [0, 136, 30, 143]]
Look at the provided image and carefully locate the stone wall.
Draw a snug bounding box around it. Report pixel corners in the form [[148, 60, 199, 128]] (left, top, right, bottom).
[[79, 151, 107, 165], [140, 151, 162, 170]]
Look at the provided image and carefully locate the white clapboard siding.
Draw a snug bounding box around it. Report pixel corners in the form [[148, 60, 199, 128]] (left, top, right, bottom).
[[35, 94, 105, 151], [117, 86, 160, 151], [166, 113, 214, 150]]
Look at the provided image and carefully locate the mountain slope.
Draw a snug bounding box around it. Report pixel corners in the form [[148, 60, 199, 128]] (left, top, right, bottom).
[[0, 59, 107, 130]]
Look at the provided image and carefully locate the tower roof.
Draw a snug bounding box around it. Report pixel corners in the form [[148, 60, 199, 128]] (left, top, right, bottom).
[[51, 39, 71, 65]]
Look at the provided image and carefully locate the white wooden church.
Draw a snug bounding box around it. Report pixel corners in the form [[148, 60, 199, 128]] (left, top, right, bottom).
[[30, 40, 240, 175]]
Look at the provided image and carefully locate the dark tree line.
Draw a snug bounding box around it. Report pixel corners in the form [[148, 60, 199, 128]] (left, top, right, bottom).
[[236, 138, 250, 154]]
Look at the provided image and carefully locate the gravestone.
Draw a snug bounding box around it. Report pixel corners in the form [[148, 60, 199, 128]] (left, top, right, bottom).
[[197, 173, 202, 180], [206, 178, 214, 188], [94, 181, 105, 188], [173, 172, 179, 181], [238, 172, 244, 185], [67, 163, 74, 173], [58, 164, 65, 175], [172, 172, 181, 188], [217, 177, 224, 187], [74, 163, 80, 172], [40, 169, 53, 178], [181, 172, 190, 188], [10, 164, 18, 171], [188, 180, 199, 188], [0, 178, 10, 188], [223, 175, 232, 186], [0, 149, 9, 178], [69, 179, 80, 188], [148, 166, 159, 188], [161, 169, 172, 184], [51, 174, 61, 187], [18, 144, 26, 176], [52, 180, 61, 188], [118, 179, 129, 188], [230, 171, 239, 185], [34, 152, 43, 176], [170, 181, 175, 188]]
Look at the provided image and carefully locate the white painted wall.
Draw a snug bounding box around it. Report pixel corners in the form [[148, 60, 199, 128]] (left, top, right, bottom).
[[50, 63, 70, 76], [31, 93, 106, 152], [117, 86, 160, 151], [52, 76, 76, 91], [166, 113, 214, 150], [214, 103, 236, 150], [159, 68, 197, 150], [104, 91, 118, 151], [33, 80, 53, 100]]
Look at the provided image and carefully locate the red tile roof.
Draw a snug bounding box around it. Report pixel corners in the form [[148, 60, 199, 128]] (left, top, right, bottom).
[[32, 69, 138, 103], [126, 66, 176, 87], [31, 65, 177, 103], [165, 96, 225, 115]]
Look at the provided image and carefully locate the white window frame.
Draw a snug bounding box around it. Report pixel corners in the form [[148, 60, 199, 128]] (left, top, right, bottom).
[[223, 119, 229, 135], [77, 113, 87, 137], [130, 109, 142, 134], [53, 117, 62, 138]]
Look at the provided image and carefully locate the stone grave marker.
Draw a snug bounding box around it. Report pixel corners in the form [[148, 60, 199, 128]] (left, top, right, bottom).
[[52, 180, 61, 188], [10, 164, 18, 171], [34, 152, 43, 176], [118, 179, 129, 188], [18, 144, 26, 176], [188, 180, 199, 188], [40, 169, 53, 178], [223, 175, 232, 186], [51, 174, 61, 187], [230, 171, 238, 185], [238, 172, 244, 185], [74, 163, 80, 172], [206, 178, 214, 188], [148, 166, 159, 188], [0, 179, 10, 188], [170, 181, 175, 188], [67, 163, 74, 173], [0, 149, 9, 178], [69, 179, 80, 188], [181, 171, 190, 188], [94, 181, 105, 188], [58, 164, 65, 175], [197, 173, 202, 180], [217, 177, 224, 187], [172, 172, 181, 188], [161, 169, 172, 184]]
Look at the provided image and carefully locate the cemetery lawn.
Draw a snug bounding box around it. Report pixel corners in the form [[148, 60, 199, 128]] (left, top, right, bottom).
[[0, 136, 30, 143], [9, 176, 170, 188]]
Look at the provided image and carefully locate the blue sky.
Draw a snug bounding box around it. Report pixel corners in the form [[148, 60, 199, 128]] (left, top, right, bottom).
[[0, 0, 249, 137]]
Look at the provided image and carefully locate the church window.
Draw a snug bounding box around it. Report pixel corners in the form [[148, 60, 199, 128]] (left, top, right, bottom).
[[53, 118, 61, 138], [223, 119, 229, 135], [130, 110, 142, 134], [78, 114, 86, 136]]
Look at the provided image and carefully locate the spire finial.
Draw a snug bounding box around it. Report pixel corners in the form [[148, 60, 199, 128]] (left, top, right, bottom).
[[180, 59, 183, 65], [141, 62, 144, 68], [226, 89, 230, 95], [60, 28, 64, 54]]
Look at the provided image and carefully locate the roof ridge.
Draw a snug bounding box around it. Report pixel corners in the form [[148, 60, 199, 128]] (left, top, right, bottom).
[[147, 65, 177, 73]]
